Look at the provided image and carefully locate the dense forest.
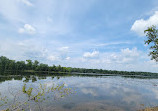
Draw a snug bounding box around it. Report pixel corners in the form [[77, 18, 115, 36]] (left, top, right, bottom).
[[0, 56, 158, 76]]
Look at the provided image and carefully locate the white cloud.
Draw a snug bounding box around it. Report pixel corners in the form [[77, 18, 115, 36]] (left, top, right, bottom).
[[1, 38, 158, 72], [0, 39, 48, 61], [67, 47, 155, 72], [19, 0, 33, 6], [86, 48, 140, 65], [106, 48, 140, 64], [144, 60, 158, 68], [59, 46, 69, 52], [96, 41, 130, 47], [1, 0, 158, 72], [65, 57, 70, 60], [121, 47, 139, 57], [18, 24, 36, 34], [0, 0, 97, 36], [131, 11, 158, 36], [47, 55, 60, 61], [83, 51, 99, 58]]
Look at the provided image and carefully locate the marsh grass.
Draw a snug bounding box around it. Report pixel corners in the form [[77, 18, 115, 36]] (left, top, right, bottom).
[[139, 106, 158, 111]]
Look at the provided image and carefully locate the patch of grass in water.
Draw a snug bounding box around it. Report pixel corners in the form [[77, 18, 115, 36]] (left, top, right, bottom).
[[139, 106, 158, 111]]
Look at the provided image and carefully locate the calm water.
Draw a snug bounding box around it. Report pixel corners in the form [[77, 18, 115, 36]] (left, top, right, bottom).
[[0, 74, 158, 111]]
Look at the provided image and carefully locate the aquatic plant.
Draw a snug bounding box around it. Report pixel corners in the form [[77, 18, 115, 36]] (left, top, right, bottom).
[[0, 83, 73, 111]]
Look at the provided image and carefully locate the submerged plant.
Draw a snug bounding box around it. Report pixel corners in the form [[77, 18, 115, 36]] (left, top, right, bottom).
[[0, 83, 74, 111], [0, 93, 8, 107]]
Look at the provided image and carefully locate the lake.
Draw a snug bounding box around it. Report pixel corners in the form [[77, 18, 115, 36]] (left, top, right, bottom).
[[0, 74, 158, 111]]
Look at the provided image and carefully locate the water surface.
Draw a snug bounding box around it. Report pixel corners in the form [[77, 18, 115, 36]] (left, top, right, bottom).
[[0, 74, 158, 111]]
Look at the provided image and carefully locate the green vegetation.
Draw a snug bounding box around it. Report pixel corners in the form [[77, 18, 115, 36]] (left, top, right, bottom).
[[0, 56, 158, 77], [144, 25, 158, 62], [0, 83, 73, 111], [139, 106, 158, 111]]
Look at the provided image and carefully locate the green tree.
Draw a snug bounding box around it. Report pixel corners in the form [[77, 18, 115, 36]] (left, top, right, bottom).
[[36, 63, 48, 71], [33, 60, 39, 70], [16, 61, 26, 71], [8, 60, 16, 72], [26, 60, 33, 70], [144, 25, 158, 61], [0, 56, 9, 73]]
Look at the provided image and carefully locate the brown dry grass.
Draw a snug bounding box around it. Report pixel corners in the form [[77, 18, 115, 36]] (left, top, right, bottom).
[[139, 106, 158, 111]]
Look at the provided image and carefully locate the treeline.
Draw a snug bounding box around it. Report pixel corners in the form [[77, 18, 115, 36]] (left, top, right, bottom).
[[0, 56, 158, 76], [0, 56, 70, 74]]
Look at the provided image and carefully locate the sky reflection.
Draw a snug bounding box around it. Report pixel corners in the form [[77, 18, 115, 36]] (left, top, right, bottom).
[[0, 75, 158, 111]]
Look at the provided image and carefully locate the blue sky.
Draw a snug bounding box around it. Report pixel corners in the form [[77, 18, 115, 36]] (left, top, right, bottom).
[[1, 0, 158, 72]]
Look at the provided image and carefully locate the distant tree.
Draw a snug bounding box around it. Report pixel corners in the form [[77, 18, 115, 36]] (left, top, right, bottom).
[[26, 60, 33, 70], [16, 61, 26, 71], [33, 60, 39, 70], [57, 65, 62, 72], [0, 55, 158, 76], [0, 56, 9, 73], [144, 25, 158, 61], [36, 63, 48, 71], [8, 60, 16, 71]]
